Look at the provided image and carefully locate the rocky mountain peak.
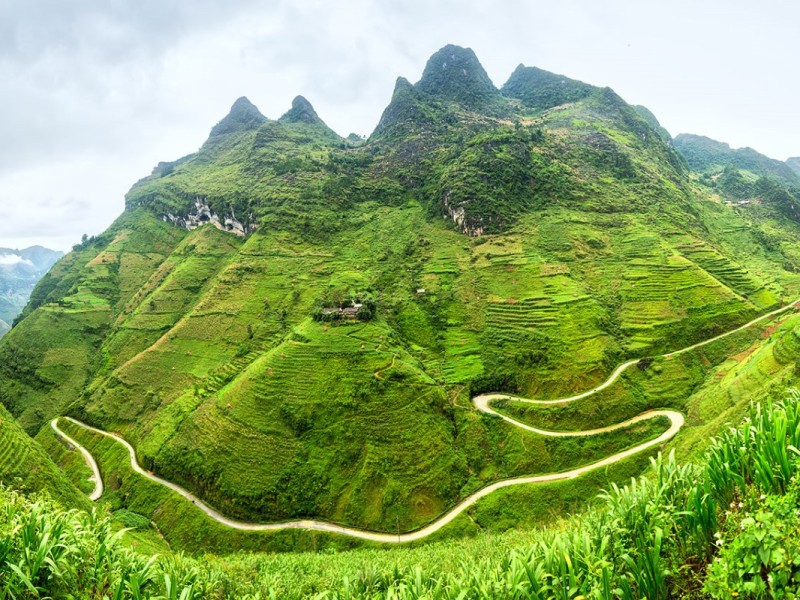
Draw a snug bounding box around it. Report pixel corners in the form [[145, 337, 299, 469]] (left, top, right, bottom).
[[279, 95, 323, 125], [209, 96, 267, 137], [502, 64, 595, 112], [372, 77, 424, 136], [416, 44, 498, 108]]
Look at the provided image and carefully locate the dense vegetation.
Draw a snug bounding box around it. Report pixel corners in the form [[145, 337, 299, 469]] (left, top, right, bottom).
[[672, 133, 800, 222]]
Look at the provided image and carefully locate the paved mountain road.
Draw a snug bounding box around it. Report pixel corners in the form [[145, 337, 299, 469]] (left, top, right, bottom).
[[50, 298, 798, 542], [50, 418, 103, 501]]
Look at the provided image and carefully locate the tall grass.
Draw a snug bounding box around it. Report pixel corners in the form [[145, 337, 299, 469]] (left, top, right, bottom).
[[706, 391, 800, 500], [0, 490, 223, 600]]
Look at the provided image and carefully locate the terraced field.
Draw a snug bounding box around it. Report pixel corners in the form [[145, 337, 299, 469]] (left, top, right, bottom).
[[0, 403, 89, 508], [674, 237, 773, 299], [0, 414, 31, 473], [48, 296, 800, 550]]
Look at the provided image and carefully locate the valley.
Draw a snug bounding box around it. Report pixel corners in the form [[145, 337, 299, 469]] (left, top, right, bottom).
[[3, 41, 800, 598], [0, 246, 63, 337], [48, 293, 799, 543]]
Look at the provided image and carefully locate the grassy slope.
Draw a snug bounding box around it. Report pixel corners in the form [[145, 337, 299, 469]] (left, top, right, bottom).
[[0, 402, 90, 510], [41, 303, 800, 555]]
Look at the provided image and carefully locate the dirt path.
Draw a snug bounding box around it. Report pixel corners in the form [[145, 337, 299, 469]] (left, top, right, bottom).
[[50, 298, 798, 543]]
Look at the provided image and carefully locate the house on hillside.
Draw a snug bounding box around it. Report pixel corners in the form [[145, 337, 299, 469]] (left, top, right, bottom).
[[316, 301, 373, 322]]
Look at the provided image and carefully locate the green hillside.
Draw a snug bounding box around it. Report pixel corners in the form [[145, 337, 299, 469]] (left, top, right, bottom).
[[673, 133, 800, 223], [0, 401, 89, 509], [673, 133, 800, 186], [3, 44, 800, 548]]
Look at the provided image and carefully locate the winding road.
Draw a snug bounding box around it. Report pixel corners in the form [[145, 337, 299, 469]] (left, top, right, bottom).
[[50, 418, 103, 501], [50, 298, 798, 543]]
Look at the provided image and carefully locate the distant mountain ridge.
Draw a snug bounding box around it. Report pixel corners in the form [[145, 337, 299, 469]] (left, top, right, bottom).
[[672, 133, 800, 221], [0, 245, 62, 336], [673, 133, 800, 186]]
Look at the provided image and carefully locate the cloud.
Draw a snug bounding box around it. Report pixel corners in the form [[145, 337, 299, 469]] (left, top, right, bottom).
[[0, 0, 798, 251], [0, 254, 31, 266]]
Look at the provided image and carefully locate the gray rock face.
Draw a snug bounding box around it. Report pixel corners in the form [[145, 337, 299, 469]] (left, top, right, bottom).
[[442, 191, 486, 237], [162, 199, 255, 237]]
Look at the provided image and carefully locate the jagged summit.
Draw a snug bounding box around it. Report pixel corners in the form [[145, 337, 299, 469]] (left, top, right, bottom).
[[373, 77, 427, 135], [393, 76, 415, 95], [278, 95, 340, 140], [209, 96, 267, 137], [279, 95, 323, 125], [502, 64, 595, 112], [416, 44, 499, 108]]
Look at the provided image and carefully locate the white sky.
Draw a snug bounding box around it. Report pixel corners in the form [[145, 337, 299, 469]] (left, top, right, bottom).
[[1, 0, 798, 251]]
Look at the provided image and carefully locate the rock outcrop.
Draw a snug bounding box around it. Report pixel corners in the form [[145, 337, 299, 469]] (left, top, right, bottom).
[[162, 199, 254, 236]]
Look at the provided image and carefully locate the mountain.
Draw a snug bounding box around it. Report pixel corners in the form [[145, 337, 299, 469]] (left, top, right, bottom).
[[209, 96, 267, 137], [416, 44, 502, 110], [501, 63, 595, 112], [3, 45, 800, 550], [672, 134, 800, 220], [0, 245, 63, 336], [673, 133, 800, 186], [787, 156, 800, 175]]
